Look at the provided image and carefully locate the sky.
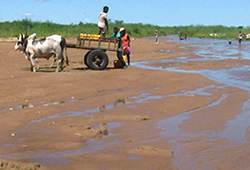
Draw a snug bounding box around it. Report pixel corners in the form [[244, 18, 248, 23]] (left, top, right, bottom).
[[0, 0, 249, 27]]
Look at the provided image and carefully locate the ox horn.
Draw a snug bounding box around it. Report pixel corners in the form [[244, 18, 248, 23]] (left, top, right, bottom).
[[25, 31, 28, 39], [20, 33, 23, 40]]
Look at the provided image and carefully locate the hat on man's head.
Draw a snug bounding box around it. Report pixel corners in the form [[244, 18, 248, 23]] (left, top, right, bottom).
[[120, 27, 125, 32]]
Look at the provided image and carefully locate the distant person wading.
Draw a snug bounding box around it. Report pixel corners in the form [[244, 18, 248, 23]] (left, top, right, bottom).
[[238, 31, 242, 44], [155, 30, 159, 44]]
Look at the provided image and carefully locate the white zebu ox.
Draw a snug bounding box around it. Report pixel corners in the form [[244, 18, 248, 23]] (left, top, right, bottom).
[[15, 33, 69, 72]]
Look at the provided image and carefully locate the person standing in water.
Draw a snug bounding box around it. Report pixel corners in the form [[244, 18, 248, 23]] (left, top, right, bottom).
[[155, 30, 159, 44], [238, 31, 243, 44], [98, 6, 109, 37]]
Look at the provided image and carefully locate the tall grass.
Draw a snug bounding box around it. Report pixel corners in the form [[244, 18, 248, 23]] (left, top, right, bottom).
[[0, 19, 249, 40]]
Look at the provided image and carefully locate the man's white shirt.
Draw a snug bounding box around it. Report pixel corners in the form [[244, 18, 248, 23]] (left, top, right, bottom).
[[98, 11, 107, 28]]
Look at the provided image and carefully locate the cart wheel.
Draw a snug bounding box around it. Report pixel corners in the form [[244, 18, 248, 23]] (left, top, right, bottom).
[[87, 50, 109, 70], [83, 51, 91, 68]]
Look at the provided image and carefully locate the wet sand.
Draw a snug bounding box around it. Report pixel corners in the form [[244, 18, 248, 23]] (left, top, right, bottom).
[[0, 37, 249, 169]]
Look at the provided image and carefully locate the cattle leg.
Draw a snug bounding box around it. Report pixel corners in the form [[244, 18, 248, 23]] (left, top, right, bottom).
[[29, 61, 33, 72], [56, 56, 63, 72], [30, 56, 36, 72], [49, 57, 57, 68], [35, 58, 40, 70], [56, 59, 63, 72], [27, 56, 34, 72], [61, 54, 64, 70]]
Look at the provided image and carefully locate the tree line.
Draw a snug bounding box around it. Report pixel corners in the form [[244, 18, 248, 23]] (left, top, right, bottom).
[[0, 19, 249, 40]]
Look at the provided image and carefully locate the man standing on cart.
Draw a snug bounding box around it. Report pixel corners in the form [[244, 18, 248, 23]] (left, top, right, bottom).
[[98, 6, 109, 37]]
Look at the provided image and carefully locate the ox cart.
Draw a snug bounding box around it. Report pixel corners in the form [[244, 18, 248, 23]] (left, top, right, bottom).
[[66, 34, 122, 70]]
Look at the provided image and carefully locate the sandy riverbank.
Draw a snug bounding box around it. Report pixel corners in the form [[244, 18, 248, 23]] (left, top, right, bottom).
[[0, 37, 249, 169]]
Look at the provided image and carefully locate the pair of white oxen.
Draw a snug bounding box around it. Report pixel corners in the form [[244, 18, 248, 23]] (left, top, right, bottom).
[[15, 33, 69, 72]]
